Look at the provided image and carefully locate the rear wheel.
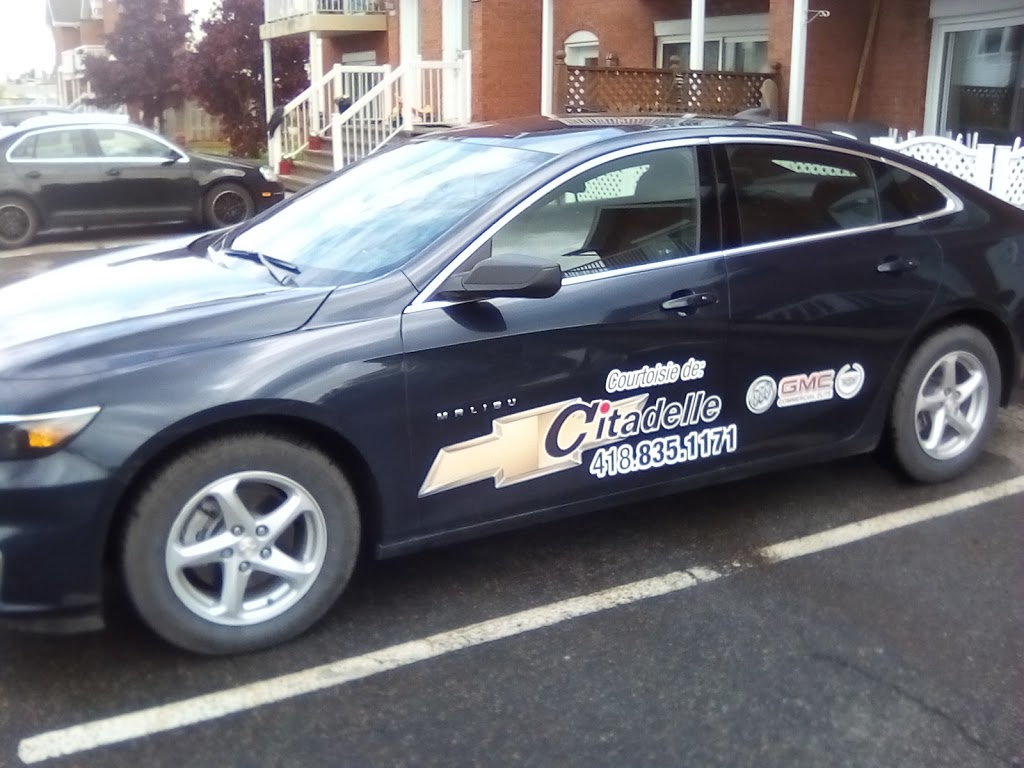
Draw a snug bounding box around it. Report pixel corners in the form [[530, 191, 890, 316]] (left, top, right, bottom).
[[889, 325, 1001, 483], [203, 183, 255, 229], [122, 434, 360, 654], [0, 196, 38, 250]]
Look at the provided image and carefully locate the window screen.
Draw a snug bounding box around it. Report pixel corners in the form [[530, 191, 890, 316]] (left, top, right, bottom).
[[726, 144, 880, 247]]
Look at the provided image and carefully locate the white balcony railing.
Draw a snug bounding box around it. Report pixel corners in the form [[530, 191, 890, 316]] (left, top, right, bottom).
[[59, 45, 107, 76], [265, 0, 383, 23]]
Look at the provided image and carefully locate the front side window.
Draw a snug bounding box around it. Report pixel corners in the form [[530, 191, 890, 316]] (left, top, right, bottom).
[[10, 129, 91, 160], [491, 146, 704, 277], [726, 144, 879, 247], [95, 129, 172, 159]]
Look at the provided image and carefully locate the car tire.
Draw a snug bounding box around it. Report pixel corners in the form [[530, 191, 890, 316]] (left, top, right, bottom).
[[203, 183, 255, 229], [0, 195, 39, 250], [889, 325, 1001, 483], [122, 433, 360, 655]]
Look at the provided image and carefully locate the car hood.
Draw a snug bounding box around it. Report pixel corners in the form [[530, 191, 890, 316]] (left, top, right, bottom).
[[0, 235, 331, 379]]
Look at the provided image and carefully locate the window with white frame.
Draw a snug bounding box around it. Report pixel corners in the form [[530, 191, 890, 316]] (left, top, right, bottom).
[[564, 30, 599, 67], [655, 14, 769, 73], [926, 1, 1024, 143]]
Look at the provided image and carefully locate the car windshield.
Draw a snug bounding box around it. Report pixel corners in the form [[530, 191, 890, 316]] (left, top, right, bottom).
[[224, 140, 550, 287]]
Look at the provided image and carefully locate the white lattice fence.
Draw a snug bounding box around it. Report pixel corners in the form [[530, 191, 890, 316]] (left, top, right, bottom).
[[992, 138, 1024, 208]]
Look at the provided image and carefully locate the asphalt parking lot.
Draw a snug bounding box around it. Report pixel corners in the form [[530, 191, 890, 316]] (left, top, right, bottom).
[[1, 240, 1022, 767]]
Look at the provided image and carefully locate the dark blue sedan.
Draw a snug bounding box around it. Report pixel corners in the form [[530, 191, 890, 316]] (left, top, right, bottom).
[[1, 117, 1022, 654]]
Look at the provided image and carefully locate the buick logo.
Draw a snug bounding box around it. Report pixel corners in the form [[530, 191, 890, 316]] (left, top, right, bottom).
[[746, 375, 777, 415]]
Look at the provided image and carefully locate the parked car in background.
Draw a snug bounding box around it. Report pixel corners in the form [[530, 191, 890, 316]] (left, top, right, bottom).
[[0, 117, 1021, 654], [0, 104, 71, 129], [0, 118, 285, 249]]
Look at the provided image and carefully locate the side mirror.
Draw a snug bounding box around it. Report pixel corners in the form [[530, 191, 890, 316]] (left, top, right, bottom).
[[163, 148, 185, 164], [437, 255, 563, 302]]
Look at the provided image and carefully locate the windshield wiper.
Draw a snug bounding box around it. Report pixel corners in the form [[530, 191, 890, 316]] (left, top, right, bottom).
[[216, 248, 301, 287]]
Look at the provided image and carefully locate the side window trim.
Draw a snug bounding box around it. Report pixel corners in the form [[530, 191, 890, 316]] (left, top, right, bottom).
[[407, 137, 716, 313]]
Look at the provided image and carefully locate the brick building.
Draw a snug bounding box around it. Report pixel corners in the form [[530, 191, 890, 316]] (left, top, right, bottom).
[[263, 0, 1023, 145]]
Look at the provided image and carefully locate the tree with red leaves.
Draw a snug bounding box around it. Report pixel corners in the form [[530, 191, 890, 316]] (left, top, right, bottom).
[[183, 0, 309, 157], [84, 0, 192, 130]]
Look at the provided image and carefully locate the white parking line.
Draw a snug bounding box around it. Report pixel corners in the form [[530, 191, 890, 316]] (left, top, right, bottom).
[[18, 475, 1024, 765]]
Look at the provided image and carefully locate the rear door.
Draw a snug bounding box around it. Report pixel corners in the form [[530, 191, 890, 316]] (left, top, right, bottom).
[[92, 127, 195, 222], [402, 142, 739, 535], [7, 127, 108, 226], [718, 140, 946, 462]]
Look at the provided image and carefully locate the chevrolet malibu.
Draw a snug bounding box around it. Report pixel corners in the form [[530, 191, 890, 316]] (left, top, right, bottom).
[[1, 117, 1022, 654]]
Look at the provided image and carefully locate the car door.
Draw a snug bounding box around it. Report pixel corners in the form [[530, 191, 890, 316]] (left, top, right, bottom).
[[717, 140, 944, 463], [7, 126, 109, 226], [92, 126, 195, 222], [402, 142, 738, 534]]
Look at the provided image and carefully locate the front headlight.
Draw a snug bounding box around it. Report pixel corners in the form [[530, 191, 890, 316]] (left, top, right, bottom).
[[259, 165, 279, 183], [0, 407, 100, 460]]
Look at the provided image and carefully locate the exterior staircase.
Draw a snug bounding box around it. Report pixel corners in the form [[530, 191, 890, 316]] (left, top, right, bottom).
[[272, 55, 472, 192]]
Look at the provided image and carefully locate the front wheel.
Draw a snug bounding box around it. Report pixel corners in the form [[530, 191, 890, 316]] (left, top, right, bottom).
[[203, 183, 255, 229], [889, 325, 1001, 483], [122, 434, 360, 654]]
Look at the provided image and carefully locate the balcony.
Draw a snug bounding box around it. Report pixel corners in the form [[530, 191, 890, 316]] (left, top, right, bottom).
[[261, 0, 386, 39], [59, 45, 107, 78]]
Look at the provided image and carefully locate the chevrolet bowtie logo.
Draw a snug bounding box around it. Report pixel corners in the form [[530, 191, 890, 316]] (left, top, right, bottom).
[[418, 394, 649, 497]]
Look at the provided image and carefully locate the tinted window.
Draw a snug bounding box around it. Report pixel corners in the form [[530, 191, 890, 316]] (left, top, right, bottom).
[[95, 129, 171, 158], [872, 161, 949, 221], [726, 144, 879, 246], [10, 129, 90, 160], [491, 147, 703, 277]]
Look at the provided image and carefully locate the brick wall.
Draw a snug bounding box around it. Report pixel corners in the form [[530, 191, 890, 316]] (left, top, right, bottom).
[[857, 0, 930, 134], [79, 19, 104, 46], [51, 27, 81, 55], [323, 32, 390, 69], [472, 0, 542, 120], [770, 0, 931, 132], [556, 0, 768, 69], [420, 0, 443, 59]]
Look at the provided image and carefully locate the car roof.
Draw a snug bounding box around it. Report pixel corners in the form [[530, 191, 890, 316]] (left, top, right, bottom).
[[16, 113, 131, 129], [0, 104, 69, 113], [424, 115, 845, 155]]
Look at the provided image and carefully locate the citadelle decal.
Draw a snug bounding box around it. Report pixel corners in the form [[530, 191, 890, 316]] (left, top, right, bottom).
[[605, 357, 707, 393], [419, 388, 735, 497], [746, 363, 866, 413]]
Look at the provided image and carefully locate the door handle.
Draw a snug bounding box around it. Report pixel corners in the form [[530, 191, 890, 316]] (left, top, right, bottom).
[[877, 255, 919, 275], [25, 170, 41, 179], [106, 168, 122, 177], [661, 292, 719, 314]]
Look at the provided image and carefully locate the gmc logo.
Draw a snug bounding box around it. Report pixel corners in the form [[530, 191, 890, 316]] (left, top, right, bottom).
[[779, 370, 834, 396]]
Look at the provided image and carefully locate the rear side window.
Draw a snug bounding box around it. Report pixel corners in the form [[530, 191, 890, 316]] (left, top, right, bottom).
[[726, 144, 879, 247], [9, 129, 90, 160], [872, 161, 949, 221]]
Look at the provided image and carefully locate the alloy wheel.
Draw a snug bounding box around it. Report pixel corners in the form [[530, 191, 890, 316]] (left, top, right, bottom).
[[0, 204, 30, 243], [914, 350, 989, 461], [165, 471, 328, 627], [211, 189, 249, 226]]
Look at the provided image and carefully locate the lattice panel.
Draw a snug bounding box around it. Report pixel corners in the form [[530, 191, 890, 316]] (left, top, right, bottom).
[[677, 72, 768, 116], [773, 160, 856, 178], [902, 142, 982, 183], [560, 65, 775, 117], [994, 154, 1024, 207], [574, 166, 650, 201]]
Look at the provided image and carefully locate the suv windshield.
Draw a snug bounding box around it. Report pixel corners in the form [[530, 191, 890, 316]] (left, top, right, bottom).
[[225, 139, 550, 287]]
